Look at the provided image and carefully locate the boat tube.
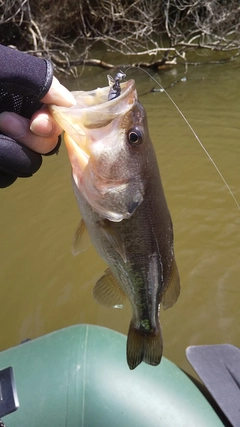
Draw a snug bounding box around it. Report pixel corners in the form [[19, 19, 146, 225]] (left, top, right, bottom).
[[0, 325, 224, 426]]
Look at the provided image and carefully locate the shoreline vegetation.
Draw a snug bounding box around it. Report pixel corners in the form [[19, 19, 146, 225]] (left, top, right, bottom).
[[1, 0, 240, 75]]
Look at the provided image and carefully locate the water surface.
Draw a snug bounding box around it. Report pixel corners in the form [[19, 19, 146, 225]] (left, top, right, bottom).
[[1, 58, 240, 376]]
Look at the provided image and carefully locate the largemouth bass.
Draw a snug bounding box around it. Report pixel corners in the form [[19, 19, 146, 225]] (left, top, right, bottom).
[[50, 78, 180, 369]]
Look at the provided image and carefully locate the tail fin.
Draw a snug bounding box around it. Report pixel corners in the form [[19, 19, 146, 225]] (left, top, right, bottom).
[[127, 320, 163, 370]]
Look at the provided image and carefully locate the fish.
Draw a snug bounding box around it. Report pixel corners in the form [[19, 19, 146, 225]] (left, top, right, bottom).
[[49, 77, 180, 369]]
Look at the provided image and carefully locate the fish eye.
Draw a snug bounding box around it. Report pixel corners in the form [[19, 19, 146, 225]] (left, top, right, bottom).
[[127, 128, 143, 147]]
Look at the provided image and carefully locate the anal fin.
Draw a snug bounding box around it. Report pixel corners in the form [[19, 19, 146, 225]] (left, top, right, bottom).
[[93, 268, 126, 308]]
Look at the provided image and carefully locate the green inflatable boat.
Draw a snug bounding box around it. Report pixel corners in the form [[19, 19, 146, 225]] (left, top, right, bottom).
[[0, 325, 234, 426]]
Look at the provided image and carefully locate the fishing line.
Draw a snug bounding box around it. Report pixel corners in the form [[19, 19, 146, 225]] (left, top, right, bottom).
[[124, 66, 240, 211]]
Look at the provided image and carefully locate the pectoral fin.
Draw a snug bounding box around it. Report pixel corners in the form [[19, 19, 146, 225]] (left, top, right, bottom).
[[72, 219, 92, 256], [93, 268, 126, 308], [161, 257, 180, 309], [100, 219, 127, 263]]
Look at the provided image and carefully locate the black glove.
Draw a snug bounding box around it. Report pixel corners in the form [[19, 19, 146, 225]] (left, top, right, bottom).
[[0, 133, 61, 188], [0, 134, 42, 187], [0, 45, 60, 187]]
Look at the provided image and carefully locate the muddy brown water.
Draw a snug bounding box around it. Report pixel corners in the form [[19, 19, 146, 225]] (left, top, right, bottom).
[[1, 59, 240, 377]]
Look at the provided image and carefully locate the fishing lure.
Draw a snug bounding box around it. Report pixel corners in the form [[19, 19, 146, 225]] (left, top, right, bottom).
[[107, 70, 126, 100]]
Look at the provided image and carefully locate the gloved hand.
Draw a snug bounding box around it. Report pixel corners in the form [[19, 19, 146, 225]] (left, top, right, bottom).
[[0, 105, 62, 188], [0, 46, 75, 187]]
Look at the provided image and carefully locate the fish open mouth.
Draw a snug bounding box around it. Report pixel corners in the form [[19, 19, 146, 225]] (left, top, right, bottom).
[[50, 78, 136, 124], [49, 78, 137, 175], [49, 78, 136, 153]]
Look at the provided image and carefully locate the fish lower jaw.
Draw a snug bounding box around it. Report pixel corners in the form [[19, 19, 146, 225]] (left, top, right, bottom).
[[64, 133, 90, 173]]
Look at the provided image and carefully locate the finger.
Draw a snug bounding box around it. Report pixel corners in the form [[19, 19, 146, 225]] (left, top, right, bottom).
[[30, 108, 63, 137], [40, 76, 76, 107], [0, 112, 61, 154]]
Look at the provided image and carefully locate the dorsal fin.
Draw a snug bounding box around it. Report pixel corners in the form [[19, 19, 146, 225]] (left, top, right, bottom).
[[161, 258, 180, 309]]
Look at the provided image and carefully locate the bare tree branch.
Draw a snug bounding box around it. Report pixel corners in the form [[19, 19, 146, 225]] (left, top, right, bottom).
[[1, 0, 240, 74]]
